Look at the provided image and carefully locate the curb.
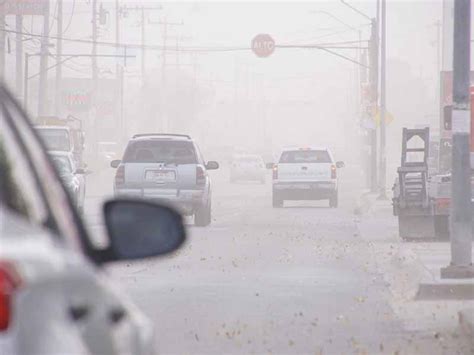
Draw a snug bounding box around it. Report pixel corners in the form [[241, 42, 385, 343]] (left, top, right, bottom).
[[416, 284, 474, 300], [458, 308, 474, 343]]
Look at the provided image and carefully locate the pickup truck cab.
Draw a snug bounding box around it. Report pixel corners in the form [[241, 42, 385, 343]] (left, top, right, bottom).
[[269, 146, 344, 208]]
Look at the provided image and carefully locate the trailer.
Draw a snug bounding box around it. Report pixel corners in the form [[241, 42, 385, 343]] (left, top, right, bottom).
[[393, 127, 473, 240]]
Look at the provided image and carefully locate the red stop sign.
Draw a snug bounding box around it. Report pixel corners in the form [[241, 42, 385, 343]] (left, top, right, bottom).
[[252, 34, 275, 58]]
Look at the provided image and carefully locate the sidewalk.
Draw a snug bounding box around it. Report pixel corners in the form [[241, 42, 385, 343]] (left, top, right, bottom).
[[357, 196, 474, 350]]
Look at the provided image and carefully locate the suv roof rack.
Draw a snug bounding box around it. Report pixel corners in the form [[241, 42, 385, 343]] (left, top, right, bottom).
[[132, 133, 191, 139]]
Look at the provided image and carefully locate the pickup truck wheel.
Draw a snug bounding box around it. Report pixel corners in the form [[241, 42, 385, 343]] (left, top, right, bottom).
[[272, 193, 283, 208], [195, 202, 211, 227], [329, 191, 338, 208]]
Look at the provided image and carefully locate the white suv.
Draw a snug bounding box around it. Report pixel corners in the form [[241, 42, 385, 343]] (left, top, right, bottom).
[[269, 146, 344, 208], [111, 134, 219, 226]]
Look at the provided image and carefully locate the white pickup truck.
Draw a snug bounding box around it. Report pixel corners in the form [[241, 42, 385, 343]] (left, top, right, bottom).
[[268, 147, 344, 208]]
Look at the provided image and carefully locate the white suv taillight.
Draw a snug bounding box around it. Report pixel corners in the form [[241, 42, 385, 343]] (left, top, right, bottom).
[[115, 165, 125, 186], [0, 261, 22, 331], [196, 166, 206, 185], [331, 165, 337, 179]]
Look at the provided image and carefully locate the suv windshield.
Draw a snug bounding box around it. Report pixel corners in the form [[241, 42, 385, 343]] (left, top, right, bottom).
[[123, 140, 197, 164], [279, 150, 331, 164]]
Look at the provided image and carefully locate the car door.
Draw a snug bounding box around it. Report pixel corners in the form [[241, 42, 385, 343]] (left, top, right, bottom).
[[0, 86, 151, 355]]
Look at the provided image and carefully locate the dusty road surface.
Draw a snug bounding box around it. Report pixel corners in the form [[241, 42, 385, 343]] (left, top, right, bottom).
[[84, 168, 470, 355]]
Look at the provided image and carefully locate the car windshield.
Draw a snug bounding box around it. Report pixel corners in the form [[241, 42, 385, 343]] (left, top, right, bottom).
[[279, 150, 331, 163], [37, 129, 71, 151], [123, 140, 197, 164], [50, 155, 72, 175]]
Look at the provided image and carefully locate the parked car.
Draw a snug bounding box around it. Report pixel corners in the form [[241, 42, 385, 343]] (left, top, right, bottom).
[[111, 133, 219, 226], [230, 154, 266, 183], [48, 151, 87, 213], [268, 146, 344, 208], [0, 85, 186, 355]]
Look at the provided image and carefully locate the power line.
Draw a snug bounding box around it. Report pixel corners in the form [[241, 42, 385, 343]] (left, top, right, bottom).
[[2, 27, 251, 51], [62, 0, 76, 35]]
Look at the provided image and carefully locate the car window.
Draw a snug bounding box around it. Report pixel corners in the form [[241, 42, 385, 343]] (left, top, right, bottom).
[[37, 128, 71, 151], [0, 110, 48, 224], [194, 144, 206, 165], [1, 94, 84, 250], [279, 150, 332, 164], [123, 140, 198, 165]]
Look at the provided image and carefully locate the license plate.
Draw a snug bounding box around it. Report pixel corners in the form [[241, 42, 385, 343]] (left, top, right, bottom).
[[145, 170, 176, 183], [294, 184, 310, 189]]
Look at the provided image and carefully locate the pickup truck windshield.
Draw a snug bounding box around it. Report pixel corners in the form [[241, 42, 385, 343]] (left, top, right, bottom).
[[279, 150, 331, 164], [37, 129, 71, 152], [123, 140, 197, 164]]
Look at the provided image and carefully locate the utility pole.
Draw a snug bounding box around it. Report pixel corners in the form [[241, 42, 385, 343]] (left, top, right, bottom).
[[441, 0, 473, 279], [115, 0, 120, 78], [16, 14, 23, 98], [0, 11, 5, 79], [24, 53, 29, 109], [38, 1, 50, 116], [153, 18, 183, 132], [141, 7, 146, 81], [339, 0, 378, 192], [369, 18, 379, 193], [55, 0, 63, 115], [378, 0, 387, 199], [92, 0, 98, 89]]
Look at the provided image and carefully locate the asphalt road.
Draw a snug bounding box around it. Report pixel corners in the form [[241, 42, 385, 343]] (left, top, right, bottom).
[[84, 167, 467, 355]]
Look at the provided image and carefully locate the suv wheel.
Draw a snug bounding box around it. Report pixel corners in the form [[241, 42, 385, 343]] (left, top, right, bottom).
[[329, 191, 338, 208], [195, 201, 211, 226]]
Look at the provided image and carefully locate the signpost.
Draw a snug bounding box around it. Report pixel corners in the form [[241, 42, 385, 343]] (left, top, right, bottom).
[[251, 34, 275, 58]]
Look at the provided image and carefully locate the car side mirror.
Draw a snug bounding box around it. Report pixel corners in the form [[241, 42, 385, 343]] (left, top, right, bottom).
[[206, 161, 219, 170], [336, 161, 345, 169], [266, 163, 275, 169], [101, 199, 186, 262], [110, 159, 121, 168]]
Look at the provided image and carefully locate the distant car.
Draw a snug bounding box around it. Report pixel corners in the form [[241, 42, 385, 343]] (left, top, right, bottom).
[[0, 85, 186, 355], [111, 133, 219, 226], [230, 154, 266, 183], [269, 146, 344, 208], [48, 151, 87, 213]]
